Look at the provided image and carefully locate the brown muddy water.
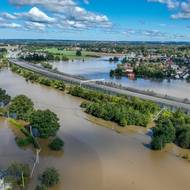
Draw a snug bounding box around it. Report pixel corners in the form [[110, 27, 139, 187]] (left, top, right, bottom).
[[0, 68, 190, 190]]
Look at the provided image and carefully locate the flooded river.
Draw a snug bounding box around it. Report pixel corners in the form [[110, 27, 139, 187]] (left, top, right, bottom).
[[51, 57, 190, 99], [1, 69, 190, 190]]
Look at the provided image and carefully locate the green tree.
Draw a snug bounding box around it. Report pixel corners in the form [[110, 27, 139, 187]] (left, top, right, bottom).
[[76, 50, 82, 56], [49, 137, 64, 151], [151, 117, 176, 150], [176, 126, 190, 149], [29, 109, 60, 138], [40, 168, 60, 188], [9, 95, 34, 120], [151, 135, 166, 150], [5, 163, 30, 189]]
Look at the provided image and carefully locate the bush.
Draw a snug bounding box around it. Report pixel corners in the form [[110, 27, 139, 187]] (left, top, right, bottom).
[[40, 168, 60, 187], [176, 126, 190, 149], [151, 117, 176, 150], [49, 137, 64, 151], [35, 184, 48, 190], [151, 136, 166, 150], [15, 137, 32, 147]]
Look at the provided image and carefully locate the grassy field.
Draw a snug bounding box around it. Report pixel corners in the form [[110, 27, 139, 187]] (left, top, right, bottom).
[[39, 47, 100, 60]]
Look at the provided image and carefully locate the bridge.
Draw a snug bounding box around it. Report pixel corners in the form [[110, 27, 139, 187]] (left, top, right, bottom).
[[9, 59, 190, 113]]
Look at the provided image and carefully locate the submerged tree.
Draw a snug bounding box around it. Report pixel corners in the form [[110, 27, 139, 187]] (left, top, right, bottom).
[[9, 95, 34, 120], [29, 109, 60, 138], [40, 168, 60, 188]]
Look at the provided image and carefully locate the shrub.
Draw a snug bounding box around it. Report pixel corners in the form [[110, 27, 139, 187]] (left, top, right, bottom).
[[40, 168, 60, 187], [15, 137, 32, 147], [49, 137, 64, 151], [35, 184, 48, 190]]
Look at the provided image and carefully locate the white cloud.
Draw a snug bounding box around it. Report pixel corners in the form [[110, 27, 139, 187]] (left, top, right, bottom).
[[171, 1, 190, 19], [1, 12, 17, 20], [25, 21, 46, 31], [148, 0, 190, 20], [0, 22, 21, 29], [15, 7, 55, 23], [9, 0, 111, 30], [147, 0, 179, 9], [123, 27, 190, 40]]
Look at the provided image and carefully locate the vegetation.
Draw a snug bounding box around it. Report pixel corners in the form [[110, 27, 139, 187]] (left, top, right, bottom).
[[11, 65, 65, 91], [5, 163, 30, 190], [76, 50, 82, 56], [110, 68, 123, 77], [9, 95, 34, 120], [134, 64, 175, 79], [151, 110, 190, 150], [20, 52, 68, 62], [40, 168, 60, 188], [15, 136, 32, 147], [41, 62, 53, 70], [0, 48, 8, 69], [0, 88, 11, 106], [49, 137, 64, 151], [37, 47, 99, 60], [29, 109, 60, 138], [109, 56, 119, 62], [35, 184, 48, 190], [187, 76, 190, 82], [69, 86, 159, 127]]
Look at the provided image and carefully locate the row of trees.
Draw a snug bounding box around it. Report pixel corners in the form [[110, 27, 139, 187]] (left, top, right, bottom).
[[69, 86, 159, 127], [11, 65, 66, 91], [20, 52, 69, 62], [151, 110, 190, 150]]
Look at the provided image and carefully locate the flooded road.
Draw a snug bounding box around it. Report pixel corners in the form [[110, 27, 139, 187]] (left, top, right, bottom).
[[51, 57, 190, 99], [1, 69, 190, 190]]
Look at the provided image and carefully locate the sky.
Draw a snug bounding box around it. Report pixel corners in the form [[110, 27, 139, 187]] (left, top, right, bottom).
[[0, 0, 190, 41]]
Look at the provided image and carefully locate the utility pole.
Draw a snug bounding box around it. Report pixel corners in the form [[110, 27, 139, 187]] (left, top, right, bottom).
[[30, 149, 41, 178], [21, 171, 25, 188]]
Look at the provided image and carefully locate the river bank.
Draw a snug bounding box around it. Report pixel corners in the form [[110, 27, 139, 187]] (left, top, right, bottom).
[[1, 69, 190, 190]]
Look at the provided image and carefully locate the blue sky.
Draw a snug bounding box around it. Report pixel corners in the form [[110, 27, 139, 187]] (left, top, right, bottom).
[[0, 0, 190, 41]]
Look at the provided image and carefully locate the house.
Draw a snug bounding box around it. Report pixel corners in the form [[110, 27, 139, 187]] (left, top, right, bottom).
[[127, 72, 136, 80]]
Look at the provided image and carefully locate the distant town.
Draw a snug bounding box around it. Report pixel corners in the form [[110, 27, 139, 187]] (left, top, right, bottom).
[[1, 40, 190, 82]]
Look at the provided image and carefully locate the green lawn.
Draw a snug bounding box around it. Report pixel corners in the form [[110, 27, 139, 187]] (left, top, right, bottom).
[[38, 47, 100, 60]]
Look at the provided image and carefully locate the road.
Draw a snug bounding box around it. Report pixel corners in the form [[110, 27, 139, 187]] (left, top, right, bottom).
[[9, 59, 190, 112]]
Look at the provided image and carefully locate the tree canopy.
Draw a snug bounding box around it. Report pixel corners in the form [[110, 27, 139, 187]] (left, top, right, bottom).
[[5, 162, 30, 189], [29, 109, 60, 138], [40, 168, 60, 188], [9, 95, 34, 120], [151, 110, 190, 150]]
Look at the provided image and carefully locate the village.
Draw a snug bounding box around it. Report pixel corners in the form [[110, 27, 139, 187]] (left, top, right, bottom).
[[110, 49, 190, 81]]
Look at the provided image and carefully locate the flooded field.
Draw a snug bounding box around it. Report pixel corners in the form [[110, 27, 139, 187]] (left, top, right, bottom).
[[1, 68, 190, 190]]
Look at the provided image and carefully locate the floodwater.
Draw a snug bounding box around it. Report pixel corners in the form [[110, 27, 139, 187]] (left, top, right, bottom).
[[50, 57, 190, 99], [1, 69, 190, 190]]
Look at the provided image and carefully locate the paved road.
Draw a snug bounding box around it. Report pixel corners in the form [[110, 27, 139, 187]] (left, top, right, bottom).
[[9, 59, 190, 112]]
